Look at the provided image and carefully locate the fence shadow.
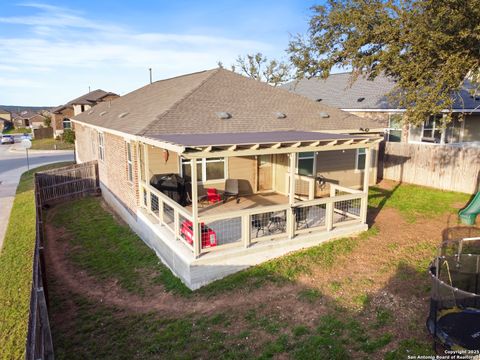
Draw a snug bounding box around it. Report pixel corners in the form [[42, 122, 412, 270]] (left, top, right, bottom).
[[367, 181, 402, 226]]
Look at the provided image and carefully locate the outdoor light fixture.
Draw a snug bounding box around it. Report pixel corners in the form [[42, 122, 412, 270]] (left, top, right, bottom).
[[275, 112, 287, 119], [216, 112, 231, 119], [319, 112, 330, 118], [357, 97, 365, 102]]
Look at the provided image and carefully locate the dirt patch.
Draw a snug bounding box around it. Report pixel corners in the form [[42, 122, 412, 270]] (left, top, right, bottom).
[[45, 201, 448, 358], [375, 179, 398, 191], [44, 220, 316, 317], [44, 205, 445, 318]]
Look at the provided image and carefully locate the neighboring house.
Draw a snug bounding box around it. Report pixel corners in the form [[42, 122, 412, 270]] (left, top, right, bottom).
[[0, 108, 12, 132], [12, 110, 46, 129], [50, 89, 119, 137], [284, 73, 480, 145], [0, 107, 12, 122], [72, 68, 383, 289]]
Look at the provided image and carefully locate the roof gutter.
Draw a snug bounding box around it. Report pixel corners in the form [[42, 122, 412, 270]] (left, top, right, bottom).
[[70, 118, 186, 154]]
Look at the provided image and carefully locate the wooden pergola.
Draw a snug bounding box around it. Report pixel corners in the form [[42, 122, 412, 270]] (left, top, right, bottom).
[[141, 130, 382, 257]]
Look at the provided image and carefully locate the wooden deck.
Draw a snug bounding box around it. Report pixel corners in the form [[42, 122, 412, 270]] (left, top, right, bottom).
[[190, 192, 289, 216]]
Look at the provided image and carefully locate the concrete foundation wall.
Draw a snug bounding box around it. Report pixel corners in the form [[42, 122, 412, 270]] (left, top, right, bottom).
[[101, 182, 368, 290]]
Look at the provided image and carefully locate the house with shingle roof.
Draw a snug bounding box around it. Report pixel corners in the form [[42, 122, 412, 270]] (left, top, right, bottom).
[[72, 68, 383, 289], [0, 108, 12, 131], [49, 89, 118, 137], [284, 73, 480, 145], [12, 110, 46, 128]]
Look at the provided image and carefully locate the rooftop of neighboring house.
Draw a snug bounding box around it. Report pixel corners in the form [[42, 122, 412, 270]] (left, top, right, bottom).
[[51, 89, 119, 114], [0, 107, 11, 114], [73, 68, 384, 140], [283, 72, 480, 111], [12, 110, 42, 120]]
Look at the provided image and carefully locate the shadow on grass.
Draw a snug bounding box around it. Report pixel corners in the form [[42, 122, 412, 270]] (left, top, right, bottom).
[[367, 183, 402, 226], [46, 254, 437, 360]]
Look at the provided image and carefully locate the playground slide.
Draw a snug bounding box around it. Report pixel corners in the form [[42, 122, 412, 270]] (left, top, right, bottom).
[[459, 192, 480, 225]]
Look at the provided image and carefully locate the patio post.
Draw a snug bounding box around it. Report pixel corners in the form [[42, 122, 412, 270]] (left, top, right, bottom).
[[191, 158, 201, 258], [287, 152, 297, 239], [361, 146, 371, 224]]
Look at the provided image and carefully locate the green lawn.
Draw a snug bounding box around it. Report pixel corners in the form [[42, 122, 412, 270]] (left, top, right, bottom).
[[51, 197, 187, 296], [0, 162, 73, 360], [369, 183, 470, 222], [44, 181, 470, 359], [3, 127, 31, 134], [50, 196, 381, 298], [49, 293, 432, 360], [31, 138, 74, 150]]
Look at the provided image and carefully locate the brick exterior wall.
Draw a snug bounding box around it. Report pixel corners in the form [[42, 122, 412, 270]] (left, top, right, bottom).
[[51, 107, 75, 136], [75, 123, 139, 215]]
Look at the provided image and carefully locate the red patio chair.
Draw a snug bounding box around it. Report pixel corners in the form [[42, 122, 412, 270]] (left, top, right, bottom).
[[206, 188, 222, 203]]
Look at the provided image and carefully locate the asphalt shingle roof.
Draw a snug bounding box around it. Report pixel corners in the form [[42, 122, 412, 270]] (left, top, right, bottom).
[[73, 68, 385, 137], [284, 73, 480, 111], [52, 89, 118, 113]]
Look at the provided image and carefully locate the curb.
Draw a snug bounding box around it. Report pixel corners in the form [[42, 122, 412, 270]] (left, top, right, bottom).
[[8, 146, 74, 155]]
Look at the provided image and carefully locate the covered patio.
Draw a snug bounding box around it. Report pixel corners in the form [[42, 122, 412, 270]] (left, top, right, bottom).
[[137, 130, 382, 258]]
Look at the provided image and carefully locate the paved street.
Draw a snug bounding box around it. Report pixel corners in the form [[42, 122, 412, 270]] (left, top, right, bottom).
[[0, 135, 74, 251]]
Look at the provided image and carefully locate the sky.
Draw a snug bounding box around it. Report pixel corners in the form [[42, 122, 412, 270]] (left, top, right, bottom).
[[0, 0, 318, 106]]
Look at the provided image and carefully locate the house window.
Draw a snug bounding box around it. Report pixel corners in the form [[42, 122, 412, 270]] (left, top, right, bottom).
[[387, 114, 402, 142], [126, 142, 133, 182], [62, 118, 71, 129], [422, 115, 442, 143], [181, 158, 226, 183], [356, 148, 366, 171], [80, 105, 85, 112], [139, 143, 146, 182], [98, 132, 105, 161], [297, 152, 315, 176]]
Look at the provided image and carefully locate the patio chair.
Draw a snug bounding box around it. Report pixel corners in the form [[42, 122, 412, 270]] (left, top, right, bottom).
[[223, 179, 240, 204], [251, 213, 271, 237], [206, 188, 222, 203], [294, 207, 309, 229]]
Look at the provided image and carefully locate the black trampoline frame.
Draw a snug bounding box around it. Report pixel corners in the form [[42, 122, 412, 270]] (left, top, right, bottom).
[[427, 237, 480, 353]]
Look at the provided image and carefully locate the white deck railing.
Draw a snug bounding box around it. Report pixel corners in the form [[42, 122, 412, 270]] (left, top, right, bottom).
[[140, 182, 367, 257], [141, 183, 195, 251]]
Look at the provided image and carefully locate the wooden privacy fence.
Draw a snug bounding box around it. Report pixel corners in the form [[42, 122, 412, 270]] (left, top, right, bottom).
[[382, 142, 480, 194], [35, 161, 99, 204], [26, 161, 100, 359], [26, 181, 54, 360]]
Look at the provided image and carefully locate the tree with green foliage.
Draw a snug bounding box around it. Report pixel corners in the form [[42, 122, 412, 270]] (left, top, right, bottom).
[[62, 129, 75, 144], [43, 114, 52, 128], [288, 0, 480, 124], [224, 52, 292, 86]]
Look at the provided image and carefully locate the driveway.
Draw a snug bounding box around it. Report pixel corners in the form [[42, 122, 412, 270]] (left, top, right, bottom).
[[0, 136, 74, 251]]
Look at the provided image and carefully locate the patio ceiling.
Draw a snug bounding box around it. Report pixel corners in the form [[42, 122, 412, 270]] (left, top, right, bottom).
[[145, 130, 383, 158]]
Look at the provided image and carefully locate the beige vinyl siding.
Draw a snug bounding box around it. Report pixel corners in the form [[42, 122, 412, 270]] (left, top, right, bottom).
[[316, 149, 377, 190], [273, 154, 289, 194], [0, 112, 12, 121], [146, 145, 179, 180], [228, 156, 256, 195]]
